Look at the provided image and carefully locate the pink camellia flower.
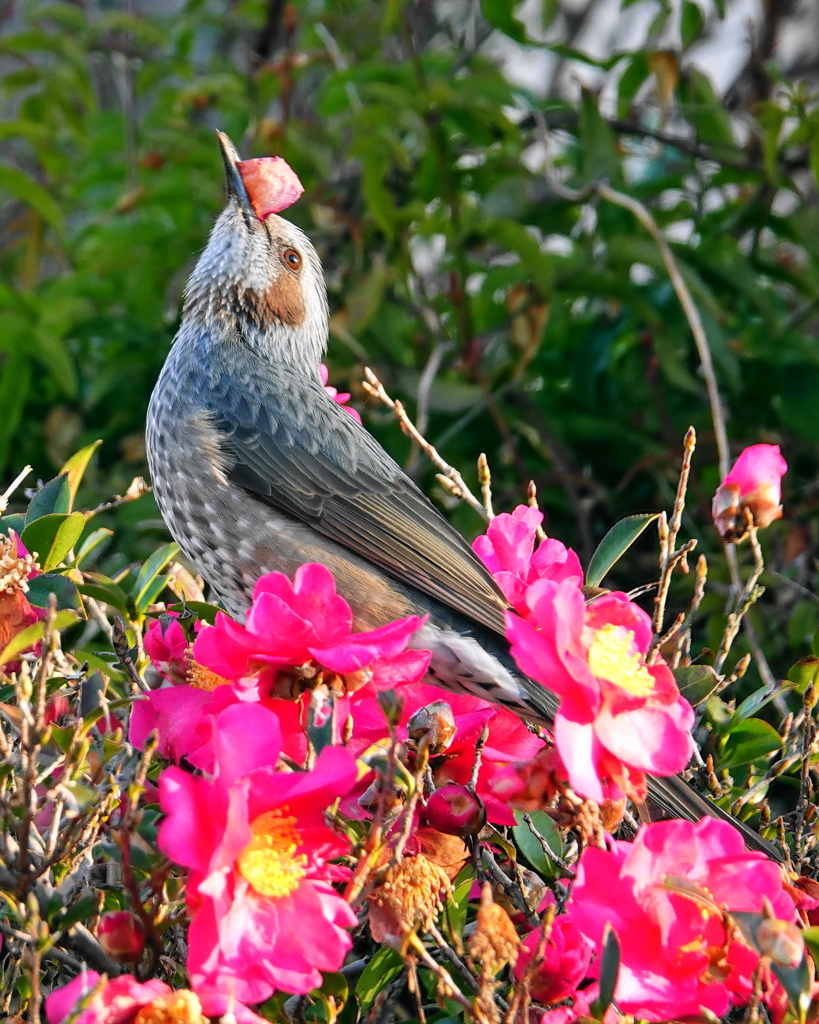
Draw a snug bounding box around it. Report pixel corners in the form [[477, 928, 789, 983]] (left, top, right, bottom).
[[487, 745, 567, 813], [236, 155, 304, 221], [321, 364, 362, 423], [159, 702, 358, 1001], [507, 584, 694, 803], [193, 563, 427, 699], [45, 970, 265, 1024], [712, 443, 787, 542], [143, 612, 190, 684], [473, 506, 583, 613], [515, 907, 594, 1008], [348, 681, 544, 825], [569, 818, 796, 1021]]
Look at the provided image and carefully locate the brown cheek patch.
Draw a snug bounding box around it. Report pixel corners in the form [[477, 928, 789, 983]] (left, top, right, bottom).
[[260, 270, 306, 328], [239, 271, 305, 329]]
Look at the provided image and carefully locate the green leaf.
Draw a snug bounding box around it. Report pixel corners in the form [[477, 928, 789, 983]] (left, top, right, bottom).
[[0, 609, 78, 667], [131, 541, 179, 614], [356, 947, 403, 1011], [681, 0, 704, 47], [480, 0, 527, 42], [0, 165, 63, 233], [592, 924, 620, 1018], [577, 87, 621, 186], [77, 581, 129, 616], [720, 718, 782, 769], [26, 473, 71, 522], [512, 810, 562, 876], [26, 573, 81, 611], [0, 514, 26, 539], [787, 656, 819, 695], [61, 440, 102, 507], [586, 513, 659, 587], [673, 665, 721, 707], [21, 512, 86, 572]]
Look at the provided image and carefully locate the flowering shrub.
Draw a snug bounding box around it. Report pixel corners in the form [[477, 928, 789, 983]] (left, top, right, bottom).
[[0, 428, 815, 1024]]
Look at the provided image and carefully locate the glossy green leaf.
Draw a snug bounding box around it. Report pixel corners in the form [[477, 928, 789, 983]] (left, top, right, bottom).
[[26, 473, 71, 522], [0, 514, 26, 539], [586, 513, 659, 588], [512, 810, 562, 876], [26, 572, 82, 611], [60, 440, 102, 507], [720, 718, 782, 769], [21, 512, 86, 572], [356, 947, 403, 1011], [592, 924, 620, 1018], [673, 664, 721, 707], [131, 541, 179, 613]]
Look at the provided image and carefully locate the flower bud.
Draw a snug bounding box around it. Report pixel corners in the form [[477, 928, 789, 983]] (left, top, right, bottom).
[[757, 917, 804, 968], [406, 700, 456, 756], [96, 910, 146, 963], [425, 782, 486, 838], [712, 444, 787, 543]]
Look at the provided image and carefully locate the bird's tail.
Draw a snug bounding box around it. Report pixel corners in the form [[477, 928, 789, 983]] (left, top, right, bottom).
[[418, 619, 783, 862]]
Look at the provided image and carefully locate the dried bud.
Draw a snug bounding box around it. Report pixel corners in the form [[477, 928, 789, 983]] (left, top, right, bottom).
[[712, 444, 787, 543], [96, 910, 146, 963], [425, 783, 486, 838], [368, 854, 452, 945], [467, 883, 520, 974], [757, 917, 804, 968], [406, 700, 456, 756]]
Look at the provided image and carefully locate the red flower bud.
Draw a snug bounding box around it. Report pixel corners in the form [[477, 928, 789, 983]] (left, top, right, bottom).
[[425, 783, 486, 838], [96, 911, 146, 962]]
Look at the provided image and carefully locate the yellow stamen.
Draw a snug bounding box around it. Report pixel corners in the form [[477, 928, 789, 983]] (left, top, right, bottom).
[[587, 624, 654, 697], [237, 808, 308, 898], [187, 658, 230, 691]]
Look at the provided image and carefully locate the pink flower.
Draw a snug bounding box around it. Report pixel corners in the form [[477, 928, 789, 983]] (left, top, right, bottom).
[[487, 745, 567, 812], [236, 156, 304, 221], [321, 364, 362, 423], [713, 443, 787, 541], [568, 818, 796, 1021], [46, 970, 267, 1024], [158, 702, 358, 1000], [515, 909, 594, 1006], [193, 564, 426, 697], [473, 506, 583, 613], [348, 681, 544, 825], [507, 585, 694, 803], [144, 612, 190, 684]]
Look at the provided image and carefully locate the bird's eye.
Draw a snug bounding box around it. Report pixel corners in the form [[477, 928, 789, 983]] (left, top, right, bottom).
[[282, 247, 302, 271]]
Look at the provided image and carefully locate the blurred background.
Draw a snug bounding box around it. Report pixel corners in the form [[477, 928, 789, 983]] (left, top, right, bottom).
[[1, 0, 819, 683]]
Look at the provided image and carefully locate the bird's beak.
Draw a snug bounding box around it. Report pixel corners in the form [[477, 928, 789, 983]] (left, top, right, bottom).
[[216, 131, 256, 226]]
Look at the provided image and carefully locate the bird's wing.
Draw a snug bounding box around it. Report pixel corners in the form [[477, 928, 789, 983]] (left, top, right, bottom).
[[204, 362, 510, 636]]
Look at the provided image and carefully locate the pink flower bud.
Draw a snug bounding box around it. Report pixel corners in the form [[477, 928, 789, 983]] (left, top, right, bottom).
[[425, 782, 486, 837], [712, 444, 787, 542], [407, 700, 457, 756], [96, 910, 146, 962]]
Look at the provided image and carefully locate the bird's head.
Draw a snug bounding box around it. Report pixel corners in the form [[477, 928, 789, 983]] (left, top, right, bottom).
[[182, 132, 329, 373]]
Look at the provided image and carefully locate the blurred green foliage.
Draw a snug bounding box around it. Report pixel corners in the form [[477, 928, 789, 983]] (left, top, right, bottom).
[[2, 0, 819, 682]]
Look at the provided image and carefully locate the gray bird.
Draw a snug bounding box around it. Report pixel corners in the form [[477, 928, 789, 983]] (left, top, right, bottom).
[[146, 132, 777, 857]]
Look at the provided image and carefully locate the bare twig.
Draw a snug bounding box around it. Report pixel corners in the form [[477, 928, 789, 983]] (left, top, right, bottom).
[[363, 367, 488, 519]]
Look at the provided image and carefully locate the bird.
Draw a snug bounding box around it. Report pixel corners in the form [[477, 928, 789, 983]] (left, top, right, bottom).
[[146, 131, 779, 859]]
